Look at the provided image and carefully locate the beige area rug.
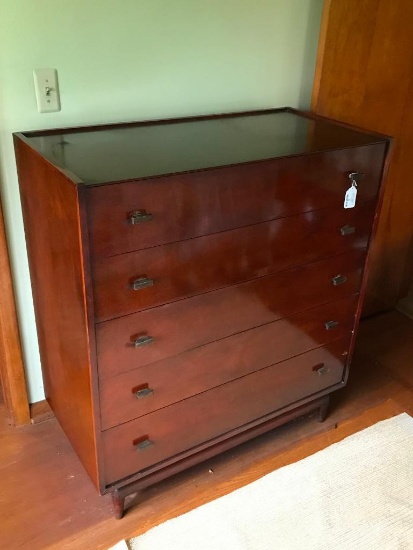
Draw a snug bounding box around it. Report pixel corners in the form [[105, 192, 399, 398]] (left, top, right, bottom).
[[112, 414, 413, 549]]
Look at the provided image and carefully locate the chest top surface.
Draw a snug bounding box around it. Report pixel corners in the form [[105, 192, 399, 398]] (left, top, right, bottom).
[[18, 109, 387, 186]]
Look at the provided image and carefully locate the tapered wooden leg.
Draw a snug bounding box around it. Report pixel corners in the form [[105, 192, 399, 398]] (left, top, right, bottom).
[[112, 489, 125, 520], [318, 395, 330, 422]]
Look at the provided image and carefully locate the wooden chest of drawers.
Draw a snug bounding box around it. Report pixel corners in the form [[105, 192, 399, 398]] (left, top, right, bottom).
[[14, 108, 389, 518]]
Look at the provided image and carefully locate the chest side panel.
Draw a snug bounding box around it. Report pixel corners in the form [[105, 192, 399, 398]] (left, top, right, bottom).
[[14, 137, 101, 490]]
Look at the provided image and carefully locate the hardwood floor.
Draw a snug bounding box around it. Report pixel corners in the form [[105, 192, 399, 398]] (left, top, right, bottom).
[[1, 310, 412, 550]]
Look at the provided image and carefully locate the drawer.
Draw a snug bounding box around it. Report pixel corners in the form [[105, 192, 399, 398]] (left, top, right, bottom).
[[99, 295, 356, 429], [102, 339, 348, 483], [97, 251, 365, 379], [87, 144, 385, 257], [92, 203, 374, 321]]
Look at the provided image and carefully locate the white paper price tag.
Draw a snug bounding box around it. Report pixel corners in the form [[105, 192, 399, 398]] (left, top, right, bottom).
[[344, 185, 357, 209]]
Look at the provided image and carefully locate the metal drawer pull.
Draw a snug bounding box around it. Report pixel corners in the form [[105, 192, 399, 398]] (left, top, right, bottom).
[[348, 171, 365, 183], [133, 437, 154, 451], [129, 209, 153, 224], [134, 335, 155, 348], [340, 225, 355, 235], [332, 274, 347, 286], [325, 320, 339, 330], [313, 363, 330, 376], [132, 277, 154, 290], [134, 387, 154, 399]]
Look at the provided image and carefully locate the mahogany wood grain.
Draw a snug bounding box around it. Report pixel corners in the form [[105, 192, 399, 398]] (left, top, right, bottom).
[[99, 295, 355, 430], [14, 138, 100, 488], [312, 0, 413, 311], [0, 198, 30, 425], [100, 296, 356, 422], [13, 109, 389, 518], [87, 144, 385, 257], [103, 341, 347, 484], [110, 396, 329, 519], [0, 312, 411, 548], [92, 204, 374, 321], [96, 250, 365, 379]]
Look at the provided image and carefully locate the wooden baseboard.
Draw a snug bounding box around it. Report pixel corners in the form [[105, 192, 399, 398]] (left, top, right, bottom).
[[397, 297, 413, 320], [30, 400, 54, 424]]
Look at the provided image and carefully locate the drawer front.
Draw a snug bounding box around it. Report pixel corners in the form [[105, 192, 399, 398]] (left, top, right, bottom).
[[87, 144, 385, 257], [97, 251, 365, 379], [103, 339, 348, 483], [99, 295, 356, 429], [92, 203, 373, 321]]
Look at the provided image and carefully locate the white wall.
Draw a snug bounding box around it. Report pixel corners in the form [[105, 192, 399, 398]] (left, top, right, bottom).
[[0, 0, 323, 402]]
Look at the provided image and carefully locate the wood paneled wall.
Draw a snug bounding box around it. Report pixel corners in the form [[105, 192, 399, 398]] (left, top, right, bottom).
[[312, 0, 413, 313]]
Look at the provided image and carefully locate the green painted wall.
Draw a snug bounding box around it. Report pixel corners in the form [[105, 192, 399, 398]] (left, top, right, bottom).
[[0, 0, 323, 402]]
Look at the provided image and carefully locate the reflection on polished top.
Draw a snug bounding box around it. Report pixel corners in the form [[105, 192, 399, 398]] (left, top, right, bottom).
[[21, 109, 386, 186]]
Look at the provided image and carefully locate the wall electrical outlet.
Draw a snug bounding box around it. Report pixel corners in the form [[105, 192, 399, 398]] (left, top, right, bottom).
[[33, 68, 61, 113]]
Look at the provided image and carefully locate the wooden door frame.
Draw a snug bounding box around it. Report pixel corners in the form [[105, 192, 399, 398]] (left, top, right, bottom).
[[0, 196, 30, 425], [309, 0, 413, 313], [310, 0, 332, 111]]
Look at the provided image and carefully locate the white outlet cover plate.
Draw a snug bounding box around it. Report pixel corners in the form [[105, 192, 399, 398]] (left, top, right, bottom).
[[33, 68, 61, 113]]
